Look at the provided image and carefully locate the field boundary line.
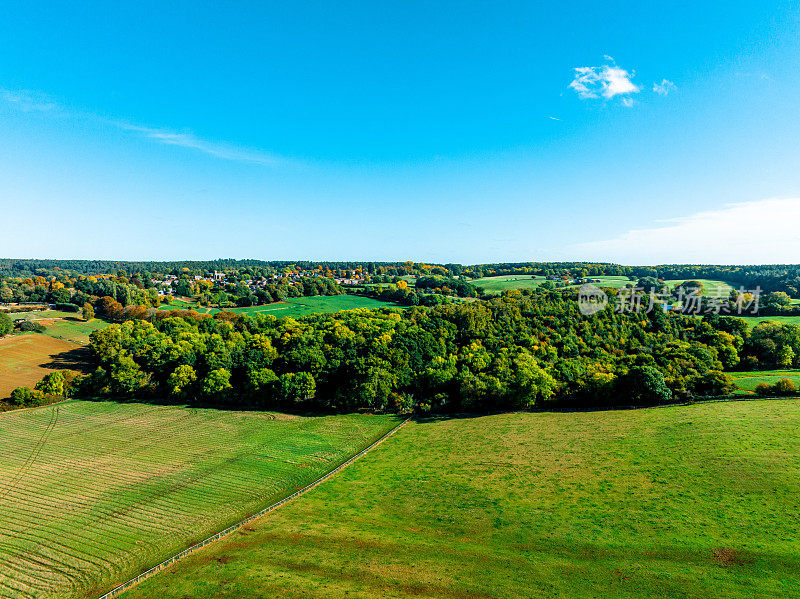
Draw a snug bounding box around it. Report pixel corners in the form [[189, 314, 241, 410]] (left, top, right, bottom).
[[95, 416, 410, 599]]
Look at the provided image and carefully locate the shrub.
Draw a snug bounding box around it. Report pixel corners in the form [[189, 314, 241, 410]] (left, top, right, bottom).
[[17, 320, 45, 333], [693, 370, 735, 396], [754, 382, 772, 397], [619, 366, 672, 405], [82, 303, 95, 321], [0, 311, 11, 337], [9, 387, 46, 406], [773, 378, 797, 396], [35, 371, 65, 397]]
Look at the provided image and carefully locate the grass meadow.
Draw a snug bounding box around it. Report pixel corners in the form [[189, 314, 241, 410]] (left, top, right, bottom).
[[0, 401, 399, 599], [40, 318, 111, 345], [162, 295, 400, 318], [662, 279, 738, 297], [730, 370, 800, 393], [227, 295, 400, 317], [470, 274, 549, 293], [124, 401, 800, 599]]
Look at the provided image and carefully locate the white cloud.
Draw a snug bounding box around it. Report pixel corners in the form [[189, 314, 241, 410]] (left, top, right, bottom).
[[569, 198, 800, 264], [1, 86, 280, 165], [111, 121, 279, 165], [653, 79, 676, 95], [568, 61, 640, 104], [0, 88, 59, 113]]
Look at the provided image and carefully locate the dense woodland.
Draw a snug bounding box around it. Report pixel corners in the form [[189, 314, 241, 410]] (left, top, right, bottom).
[[56, 286, 798, 413]]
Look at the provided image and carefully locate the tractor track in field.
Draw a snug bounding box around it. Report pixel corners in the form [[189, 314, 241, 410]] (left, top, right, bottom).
[[0, 404, 60, 504], [95, 416, 410, 599]]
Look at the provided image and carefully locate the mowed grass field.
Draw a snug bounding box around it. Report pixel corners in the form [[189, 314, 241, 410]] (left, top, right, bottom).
[[663, 278, 738, 297], [40, 318, 111, 345], [162, 295, 400, 318], [742, 315, 800, 327], [470, 275, 634, 294], [470, 274, 548, 293], [730, 370, 800, 393], [229, 295, 399, 317], [0, 401, 400, 599], [0, 334, 89, 400], [125, 401, 800, 599]]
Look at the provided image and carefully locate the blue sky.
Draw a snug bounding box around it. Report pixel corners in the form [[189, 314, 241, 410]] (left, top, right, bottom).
[[2, 1, 800, 264]]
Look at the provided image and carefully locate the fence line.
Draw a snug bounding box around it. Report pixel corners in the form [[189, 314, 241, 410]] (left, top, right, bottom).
[[95, 417, 410, 599]]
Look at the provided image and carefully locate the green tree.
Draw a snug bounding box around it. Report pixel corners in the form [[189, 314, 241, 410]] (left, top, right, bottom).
[[9, 387, 46, 406], [0, 312, 12, 337], [620, 366, 672, 405], [167, 364, 197, 397], [82, 302, 95, 321], [34, 371, 65, 396], [202, 368, 232, 399], [278, 372, 316, 404]]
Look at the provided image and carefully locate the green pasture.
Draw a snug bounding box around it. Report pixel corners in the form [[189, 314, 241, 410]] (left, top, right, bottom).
[[160, 295, 400, 318], [40, 317, 111, 345], [124, 400, 800, 599], [470, 274, 549, 293], [0, 401, 399, 599], [228, 295, 400, 318], [729, 370, 800, 393], [663, 278, 738, 297]]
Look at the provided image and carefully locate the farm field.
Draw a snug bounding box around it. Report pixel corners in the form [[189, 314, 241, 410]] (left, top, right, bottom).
[[470, 274, 548, 293], [586, 275, 632, 289], [741, 315, 800, 327], [729, 370, 800, 393], [229, 295, 400, 317], [663, 278, 738, 297], [0, 400, 400, 599], [39, 317, 111, 345], [124, 400, 800, 599], [0, 334, 89, 400], [161, 295, 400, 318]]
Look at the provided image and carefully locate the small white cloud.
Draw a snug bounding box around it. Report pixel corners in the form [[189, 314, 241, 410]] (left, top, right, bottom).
[[568, 61, 640, 104], [547, 116, 561, 121], [621, 97, 634, 107], [653, 79, 676, 95], [0, 88, 59, 113], [569, 198, 800, 264], [112, 121, 279, 165]]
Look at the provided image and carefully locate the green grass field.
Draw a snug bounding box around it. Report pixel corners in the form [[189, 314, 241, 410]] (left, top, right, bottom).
[[40, 317, 111, 345], [663, 279, 738, 297], [588, 275, 633, 289], [729, 370, 800, 393], [228, 295, 401, 318], [470, 274, 634, 294], [123, 400, 800, 599], [161, 295, 400, 318], [740, 315, 800, 327], [0, 401, 399, 599], [470, 274, 549, 293]]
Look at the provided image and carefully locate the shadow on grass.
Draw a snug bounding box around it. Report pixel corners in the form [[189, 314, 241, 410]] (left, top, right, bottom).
[[40, 346, 94, 373]]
